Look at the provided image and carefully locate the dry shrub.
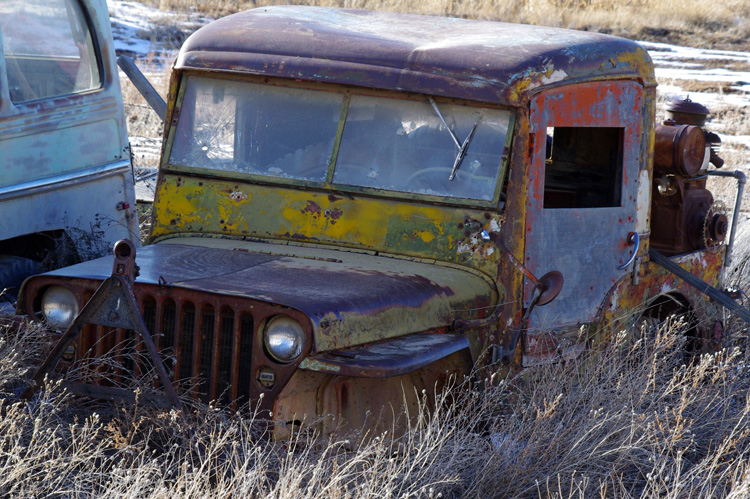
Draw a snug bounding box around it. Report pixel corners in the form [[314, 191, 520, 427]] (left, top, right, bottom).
[[3, 315, 750, 497], [469, 318, 750, 497]]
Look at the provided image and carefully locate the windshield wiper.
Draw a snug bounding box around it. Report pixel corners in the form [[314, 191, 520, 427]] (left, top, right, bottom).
[[449, 120, 478, 181], [428, 97, 461, 149], [426, 97, 480, 181]]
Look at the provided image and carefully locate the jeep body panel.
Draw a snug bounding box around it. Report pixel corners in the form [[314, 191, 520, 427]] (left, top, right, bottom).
[[0, 0, 138, 287], [25, 237, 496, 352]]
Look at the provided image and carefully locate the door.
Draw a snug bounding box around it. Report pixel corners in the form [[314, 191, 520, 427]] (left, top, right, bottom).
[[525, 81, 642, 329]]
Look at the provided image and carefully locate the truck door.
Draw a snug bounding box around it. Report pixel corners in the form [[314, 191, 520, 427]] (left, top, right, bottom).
[[0, 0, 138, 304], [525, 81, 642, 329]]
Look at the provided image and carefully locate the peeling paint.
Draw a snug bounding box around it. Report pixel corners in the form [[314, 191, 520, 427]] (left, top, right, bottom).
[[0, 0, 139, 259], [636, 168, 651, 233], [230, 190, 248, 202]]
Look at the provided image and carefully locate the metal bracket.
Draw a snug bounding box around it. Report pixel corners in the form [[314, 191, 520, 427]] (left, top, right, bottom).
[[631, 256, 642, 286], [23, 239, 182, 410]]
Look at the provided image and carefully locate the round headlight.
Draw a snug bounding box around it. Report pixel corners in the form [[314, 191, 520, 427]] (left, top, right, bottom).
[[263, 316, 306, 363], [41, 286, 79, 329]]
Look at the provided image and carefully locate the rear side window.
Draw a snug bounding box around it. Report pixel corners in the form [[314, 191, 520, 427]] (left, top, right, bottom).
[[0, 0, 101, 104]]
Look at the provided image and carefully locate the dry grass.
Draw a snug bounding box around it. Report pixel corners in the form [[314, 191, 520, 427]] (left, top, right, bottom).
[[3, 315, 750, 497], [139, 0, 750, 50], [668, 80, 748, 96], [120, 59, 169, 176], [105, 3, 750, 497]]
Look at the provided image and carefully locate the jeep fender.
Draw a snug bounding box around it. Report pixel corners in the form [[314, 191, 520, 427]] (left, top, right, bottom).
[[273, 333, 473, 438]]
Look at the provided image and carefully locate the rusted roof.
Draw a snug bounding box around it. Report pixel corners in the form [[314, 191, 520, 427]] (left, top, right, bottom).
[[175, 6, 655, 106]]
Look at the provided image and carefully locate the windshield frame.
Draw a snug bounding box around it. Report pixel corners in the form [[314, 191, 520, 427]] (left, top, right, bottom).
[[163, 72, 515, 209]]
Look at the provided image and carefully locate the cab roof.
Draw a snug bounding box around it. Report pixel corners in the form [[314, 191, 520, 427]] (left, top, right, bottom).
[[175, 6, 655, 107]]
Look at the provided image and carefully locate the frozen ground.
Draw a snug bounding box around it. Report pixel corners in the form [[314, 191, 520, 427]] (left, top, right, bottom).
[[110, 1, 210, 64], [640, 41, 750, 151]]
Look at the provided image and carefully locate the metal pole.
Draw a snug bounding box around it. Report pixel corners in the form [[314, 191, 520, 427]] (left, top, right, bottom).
[[708, 170, 746, 267]]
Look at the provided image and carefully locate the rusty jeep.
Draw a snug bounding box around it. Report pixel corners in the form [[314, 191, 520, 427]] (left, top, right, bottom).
[[17, 7, 748, 435]]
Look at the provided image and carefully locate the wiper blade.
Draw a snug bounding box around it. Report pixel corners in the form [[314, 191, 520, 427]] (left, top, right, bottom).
[[426, 97, 480, 181], [427, 96, 460, 149], [449, 119, 479, 181]]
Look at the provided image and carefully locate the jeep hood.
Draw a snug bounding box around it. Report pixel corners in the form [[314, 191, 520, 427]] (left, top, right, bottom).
[[42, 238, 496, 351]]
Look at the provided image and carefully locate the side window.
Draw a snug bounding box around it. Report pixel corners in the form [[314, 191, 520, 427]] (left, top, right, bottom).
[[0, 0, 101, 104], [543, 126, 623, 209]]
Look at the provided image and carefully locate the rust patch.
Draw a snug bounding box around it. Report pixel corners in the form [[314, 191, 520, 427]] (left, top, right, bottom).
[[230, 191, 248, 202], [302, 200, 321, 217]]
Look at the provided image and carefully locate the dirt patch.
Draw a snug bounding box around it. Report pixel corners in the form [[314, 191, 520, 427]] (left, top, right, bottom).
[[661, 58, 750, 72], [666, 80, 748, 95], [709, 107, 750, 135]]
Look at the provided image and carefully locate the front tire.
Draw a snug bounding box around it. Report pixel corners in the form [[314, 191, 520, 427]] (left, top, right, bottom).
[[0, 255, 39, 302]]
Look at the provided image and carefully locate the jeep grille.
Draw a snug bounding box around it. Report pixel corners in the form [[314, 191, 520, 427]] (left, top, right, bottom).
[[80, 291, 254, 409]]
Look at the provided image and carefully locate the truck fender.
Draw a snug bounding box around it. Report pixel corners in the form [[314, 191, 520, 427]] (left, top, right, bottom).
[[275, 334, 473, 439], [298, 333, 473, 378]]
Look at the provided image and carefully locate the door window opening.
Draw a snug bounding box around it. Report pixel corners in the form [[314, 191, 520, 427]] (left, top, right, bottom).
[[543, 126, 624, 209]]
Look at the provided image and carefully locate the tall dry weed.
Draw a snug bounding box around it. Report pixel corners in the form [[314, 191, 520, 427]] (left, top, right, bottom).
[[140, 0, 750, 49], [3, 315, 750, 497]]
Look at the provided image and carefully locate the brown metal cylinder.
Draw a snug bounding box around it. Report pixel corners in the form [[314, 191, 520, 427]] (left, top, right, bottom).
[[654, 124, 706, 177], [666, 97, 709, 126]]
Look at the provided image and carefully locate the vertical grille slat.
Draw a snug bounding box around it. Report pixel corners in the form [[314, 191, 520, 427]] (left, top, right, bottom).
[[229, 312, 242, 411], [140, 296, 157, 385], [236, 314, 254, 409], [198, 306, 215, 403], [143, 297, 157, 344], [208, 307, 224, 404], [122, 328, 136, 378], [179, 302, 196, 386], [217, 310, 235, 407], [161, 300, 176, 368], [78, 291, 255, 410], [115, 328, 126, 382], [94, 326, 105, 359]]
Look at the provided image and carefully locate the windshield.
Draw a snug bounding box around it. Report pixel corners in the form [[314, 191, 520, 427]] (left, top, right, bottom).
[[169, 76, 512, 202]]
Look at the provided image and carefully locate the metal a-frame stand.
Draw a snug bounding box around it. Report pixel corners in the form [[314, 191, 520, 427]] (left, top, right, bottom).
[[23, 239, 182, 410]]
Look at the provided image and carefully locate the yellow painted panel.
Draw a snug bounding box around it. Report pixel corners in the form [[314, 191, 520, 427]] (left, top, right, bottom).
[[151, 174, 504, 277]]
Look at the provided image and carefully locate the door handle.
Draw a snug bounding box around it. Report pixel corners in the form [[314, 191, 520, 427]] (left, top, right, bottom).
[[617, 232, 640, 270]]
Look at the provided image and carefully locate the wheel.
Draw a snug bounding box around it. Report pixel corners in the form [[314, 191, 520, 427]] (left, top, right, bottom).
[[625, 295, 704, 365], [0, 255, 39, 301]]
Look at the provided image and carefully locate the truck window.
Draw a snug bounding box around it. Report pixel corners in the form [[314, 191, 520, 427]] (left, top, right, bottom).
[[0, 0, 101, 104], [170, 78, 343, 181], [333, 95, 509, 202], [543, 126, 624, 209], [168, 76, 511, 203]]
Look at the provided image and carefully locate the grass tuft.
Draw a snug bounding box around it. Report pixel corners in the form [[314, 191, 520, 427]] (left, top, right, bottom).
[[3, 317, 750, 497], [137, 0, 750, 50]]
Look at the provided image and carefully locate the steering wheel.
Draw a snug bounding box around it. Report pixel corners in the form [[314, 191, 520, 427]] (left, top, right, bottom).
[[404, 167, 468, 192]]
